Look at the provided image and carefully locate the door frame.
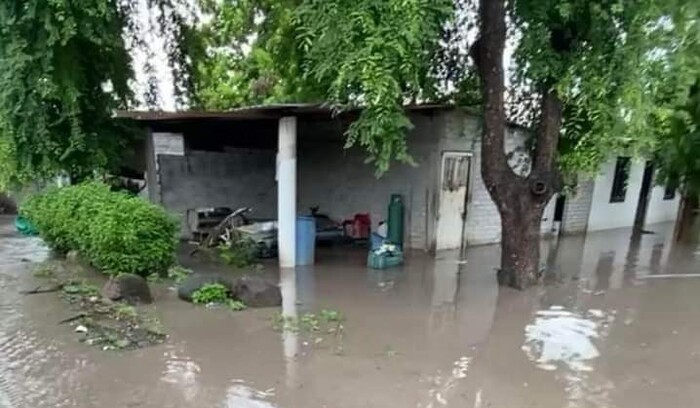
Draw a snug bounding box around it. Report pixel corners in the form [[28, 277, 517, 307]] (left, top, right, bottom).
[[435, 151, 472, 252]]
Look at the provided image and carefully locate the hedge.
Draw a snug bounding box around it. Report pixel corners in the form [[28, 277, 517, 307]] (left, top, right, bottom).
[[21, 182, 177, 277]]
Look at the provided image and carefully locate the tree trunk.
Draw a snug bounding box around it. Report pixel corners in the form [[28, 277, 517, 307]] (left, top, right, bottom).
[[474, 0, 562, 289], [497, 190, 546, 289], [675, 194, 699, 242]]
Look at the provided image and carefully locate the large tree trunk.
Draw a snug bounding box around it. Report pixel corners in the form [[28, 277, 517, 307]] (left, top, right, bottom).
[[474, 0, 562, 289], [498, 197, 545, 288], [675, 194, 699, 242]]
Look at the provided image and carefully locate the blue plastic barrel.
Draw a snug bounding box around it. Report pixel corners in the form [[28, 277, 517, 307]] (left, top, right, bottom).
[[296, 216, 316, 266]]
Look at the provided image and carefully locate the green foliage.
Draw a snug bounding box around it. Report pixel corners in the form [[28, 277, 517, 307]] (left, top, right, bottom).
[[226, 299, 247, 311], [169, 265, 193, 283], [61, 280, 101, 303], [191, 0, 700, 179], [0, 0, 135, 186], [517, 0, 700, 176], [191, 0, 451, 173], [295, 0, 453, 174], [191, 283, 230, 304], [189, 0, 321, 109], [113, 303, 138, 322], [191, 283, 247, 311], [271, 309, 344, 332], [217, 240, 257, 269], [147, 265, 193, 284], [656, 81, 700, 197], [0, 0, 194, 189], [21, 182, 177, 277]]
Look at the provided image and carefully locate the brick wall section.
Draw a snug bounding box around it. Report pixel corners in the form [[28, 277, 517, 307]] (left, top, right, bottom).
[[442, 112, 556, 246], [561, 179, 594, 234]]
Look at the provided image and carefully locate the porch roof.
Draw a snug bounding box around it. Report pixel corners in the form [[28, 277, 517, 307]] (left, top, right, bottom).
[[116, 103, 458, 124]]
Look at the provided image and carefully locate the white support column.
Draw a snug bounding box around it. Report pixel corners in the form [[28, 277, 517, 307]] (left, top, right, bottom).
[[277, 116, 297, 268]]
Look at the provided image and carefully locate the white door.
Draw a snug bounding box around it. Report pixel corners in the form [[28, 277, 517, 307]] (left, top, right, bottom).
[[436, 152, 471, 251]]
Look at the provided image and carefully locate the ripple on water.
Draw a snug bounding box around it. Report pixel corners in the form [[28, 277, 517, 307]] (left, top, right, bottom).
[[0, 247, 91, 407]]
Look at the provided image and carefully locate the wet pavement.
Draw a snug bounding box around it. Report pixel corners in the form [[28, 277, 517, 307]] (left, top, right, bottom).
[[2, 215, 700, 408]]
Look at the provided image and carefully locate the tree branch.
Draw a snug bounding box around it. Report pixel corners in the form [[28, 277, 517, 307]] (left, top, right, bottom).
[[532, 88, 563, 176]]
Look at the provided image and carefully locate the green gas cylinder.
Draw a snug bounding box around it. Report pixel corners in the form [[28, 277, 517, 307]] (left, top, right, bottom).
[[387, 194, 404, 247]]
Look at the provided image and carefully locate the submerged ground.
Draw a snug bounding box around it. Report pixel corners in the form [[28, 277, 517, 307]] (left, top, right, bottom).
[[1, 216, 699, 408]]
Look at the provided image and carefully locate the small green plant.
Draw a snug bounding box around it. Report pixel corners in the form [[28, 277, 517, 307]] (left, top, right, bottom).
[[60, 280, 101, 304], [146, 273, 163, 283], [192, 283, 230, 304], [33, 263, 57, 278], [227, 299, 247, 311], [320, 309, 343, 323], [217, 238, 257, 269], [167, 265, 192, 283], [271, 309, 344, 333], [113, 303, 138, 322], [62, 280, 100, 296]]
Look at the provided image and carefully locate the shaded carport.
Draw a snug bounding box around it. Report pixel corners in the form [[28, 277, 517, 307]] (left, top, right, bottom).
[[119, 104, 353, 268]]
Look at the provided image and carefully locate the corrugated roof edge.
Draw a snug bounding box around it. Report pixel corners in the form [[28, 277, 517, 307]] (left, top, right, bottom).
[[115, 103, 461, 121], [114, 103, 530, 132]]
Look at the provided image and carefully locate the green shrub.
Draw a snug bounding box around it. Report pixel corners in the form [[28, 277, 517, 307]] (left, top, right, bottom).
[[21, 182, 177, 277], [191, 283, 229, 304], [191, 283, 247, 311]]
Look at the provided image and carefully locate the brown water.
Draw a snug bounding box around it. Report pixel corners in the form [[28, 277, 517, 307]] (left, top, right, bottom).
[[2, 217, 700, 408]]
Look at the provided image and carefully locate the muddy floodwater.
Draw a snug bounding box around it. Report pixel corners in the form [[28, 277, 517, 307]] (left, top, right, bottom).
[[2, 216, 700, 408]]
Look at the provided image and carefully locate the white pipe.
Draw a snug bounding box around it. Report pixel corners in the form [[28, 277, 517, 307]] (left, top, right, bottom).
[[277, 116, 297, 268]]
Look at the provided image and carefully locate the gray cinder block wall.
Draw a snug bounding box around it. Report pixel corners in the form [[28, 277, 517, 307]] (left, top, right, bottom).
[[158, 149, 277, 237], [297, 113, 442, 250]]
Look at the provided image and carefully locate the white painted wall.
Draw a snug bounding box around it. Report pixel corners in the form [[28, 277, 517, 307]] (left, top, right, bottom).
[[587, 158, 645, 231], [587, 158, 680, 232], [645, 184, 680, 225]]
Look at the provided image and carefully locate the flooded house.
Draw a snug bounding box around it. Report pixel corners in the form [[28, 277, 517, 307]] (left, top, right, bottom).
[[119, 104, 680, 266]]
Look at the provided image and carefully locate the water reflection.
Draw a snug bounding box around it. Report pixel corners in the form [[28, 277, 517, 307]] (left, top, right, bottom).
[[279, 267, 300, 390], [225, 381, 277, 408], [161, 346, 201, 402], [522, 306, 611, 372]]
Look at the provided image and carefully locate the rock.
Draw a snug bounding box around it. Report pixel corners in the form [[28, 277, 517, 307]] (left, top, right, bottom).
[[232, 275, 282, 308], [177, 274, 236, 302], [102, 274, 153, 304]]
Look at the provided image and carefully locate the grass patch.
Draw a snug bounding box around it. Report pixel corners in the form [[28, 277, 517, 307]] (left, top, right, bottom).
[[271, 309, 345, 354]]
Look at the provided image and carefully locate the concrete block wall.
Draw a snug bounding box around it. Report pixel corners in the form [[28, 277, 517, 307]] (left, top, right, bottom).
[[443, 112, 556, 246], [297, 113, 442, 250], [158, 149, 277, 237], [561, 179, 595, 234]]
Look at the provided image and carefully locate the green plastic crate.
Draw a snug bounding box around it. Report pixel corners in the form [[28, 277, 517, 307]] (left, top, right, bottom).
[[367, 250, 404, 269]]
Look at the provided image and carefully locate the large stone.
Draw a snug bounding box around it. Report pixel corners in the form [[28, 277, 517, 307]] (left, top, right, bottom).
[[177, 273, 236, 302], [232, 275, 282, 308], [102, 274, 153, 304]]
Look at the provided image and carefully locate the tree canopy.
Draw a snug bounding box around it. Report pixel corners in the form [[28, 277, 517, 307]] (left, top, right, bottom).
[[190, 0, 700, 177], [0, 0, 192, 189]]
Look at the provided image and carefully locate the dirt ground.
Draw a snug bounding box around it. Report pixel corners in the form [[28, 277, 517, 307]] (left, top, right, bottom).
[[2, 215, 700, 408]]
